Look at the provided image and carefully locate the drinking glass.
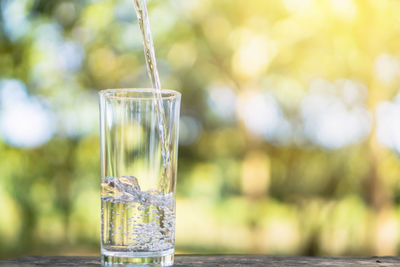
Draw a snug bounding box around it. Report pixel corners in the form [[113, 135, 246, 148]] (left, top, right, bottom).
[[99, 88, 181, 266]]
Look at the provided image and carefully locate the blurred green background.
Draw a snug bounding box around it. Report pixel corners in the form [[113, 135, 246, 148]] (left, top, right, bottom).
[[1, 0, 400, 259]]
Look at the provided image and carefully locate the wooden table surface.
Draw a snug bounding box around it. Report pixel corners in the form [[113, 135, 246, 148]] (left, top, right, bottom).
[[1, 255, 400, 266]]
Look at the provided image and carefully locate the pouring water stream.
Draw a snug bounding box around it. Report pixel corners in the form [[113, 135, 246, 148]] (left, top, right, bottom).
[[133, 0, 171, 191]]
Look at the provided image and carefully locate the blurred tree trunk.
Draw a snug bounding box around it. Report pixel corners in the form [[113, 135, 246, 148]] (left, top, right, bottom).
[[364, 80, 391, 211]]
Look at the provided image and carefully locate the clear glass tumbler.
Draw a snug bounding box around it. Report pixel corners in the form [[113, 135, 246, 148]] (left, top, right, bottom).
[[99, 88, 181, 266]]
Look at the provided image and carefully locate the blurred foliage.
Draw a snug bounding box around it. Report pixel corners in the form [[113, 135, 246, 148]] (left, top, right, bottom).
[[1, 0, 400, 259]]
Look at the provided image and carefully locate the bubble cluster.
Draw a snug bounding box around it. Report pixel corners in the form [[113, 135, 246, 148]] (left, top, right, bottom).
[[101, 176, 175, 252]]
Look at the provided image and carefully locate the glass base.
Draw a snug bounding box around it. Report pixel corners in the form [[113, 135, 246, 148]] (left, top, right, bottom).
[[101, 249, 174, 266]]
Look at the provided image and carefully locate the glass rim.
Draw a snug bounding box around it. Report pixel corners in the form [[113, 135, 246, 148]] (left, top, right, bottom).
[[99, 88, 181, 100]]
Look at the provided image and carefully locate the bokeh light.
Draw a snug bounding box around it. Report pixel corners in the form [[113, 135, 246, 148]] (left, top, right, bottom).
[[376, 93, 400, 153], [301, 79, 371, 149], [1, 0, 400, 259], [0, 80, 55, 148]]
